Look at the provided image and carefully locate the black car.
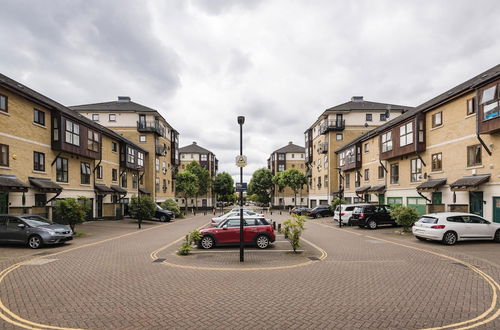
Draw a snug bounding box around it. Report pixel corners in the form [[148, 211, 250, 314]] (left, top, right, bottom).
[[350, 205, 396, 229], [155, 205, 174, 222], [307, 205, 333, 218], [291, 207, 311, 216]]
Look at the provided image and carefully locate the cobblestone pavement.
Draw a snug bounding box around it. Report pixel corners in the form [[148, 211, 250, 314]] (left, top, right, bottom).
[[0, 212, 499, 329]]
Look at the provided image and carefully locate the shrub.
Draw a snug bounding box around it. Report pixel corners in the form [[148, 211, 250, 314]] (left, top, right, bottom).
[[390, 205, 420, 232], [129, 195, 156, 229], [161, 199, 182, 218], [177, 229, 202, 256], [281, 214, 306, 253], [330, 197, 347, 211], [53, 197, 90, 232]]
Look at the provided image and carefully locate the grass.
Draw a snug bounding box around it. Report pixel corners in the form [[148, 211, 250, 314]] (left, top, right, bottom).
[[73, 232, 86, 237]]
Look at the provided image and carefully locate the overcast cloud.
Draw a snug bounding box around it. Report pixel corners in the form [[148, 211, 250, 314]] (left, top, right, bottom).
[[1, 0, 499, 182]]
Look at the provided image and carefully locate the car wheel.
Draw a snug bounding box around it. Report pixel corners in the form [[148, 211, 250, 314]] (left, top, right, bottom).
[[316, 213, 322, 218], [416, 236, 426, 241], [367, 220, 377, 229], [199, 235, 215, 249], [255, 235, 270, 249], [160, 215, 167, 222], [494, 230, 500, 243], [28, 235, 43, 249], [442, 231, 458, 245]]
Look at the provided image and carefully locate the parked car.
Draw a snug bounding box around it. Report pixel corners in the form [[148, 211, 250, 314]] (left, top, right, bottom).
[[198, 217, 276, 249], [350, 205, 396, 229], [155, 205, 174, 222], [0, 214, 73, 249], [333, 203, 370, 225], [307, 205, 333, 218], [412, 212, 500, 245], [291, 207, 311, 216], [211, 210, 264, 225]]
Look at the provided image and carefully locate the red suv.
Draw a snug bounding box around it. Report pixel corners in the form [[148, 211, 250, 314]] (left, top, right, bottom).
[[198, 217, 275, 249]]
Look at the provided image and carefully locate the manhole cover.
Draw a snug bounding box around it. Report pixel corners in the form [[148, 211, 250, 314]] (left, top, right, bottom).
[[153, 258, 166, 263], [308, 257, 320, 261]]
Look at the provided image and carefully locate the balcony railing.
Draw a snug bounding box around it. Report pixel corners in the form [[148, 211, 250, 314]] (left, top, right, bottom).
[[317, 142, 328, 154], [137, 121, 165, 136], [320, 119, 345, 134], [155, 145, 167, 156]]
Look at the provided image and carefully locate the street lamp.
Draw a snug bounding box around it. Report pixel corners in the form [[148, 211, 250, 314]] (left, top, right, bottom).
[[237, 116, 245, 262], [334, 167, 344, 228]]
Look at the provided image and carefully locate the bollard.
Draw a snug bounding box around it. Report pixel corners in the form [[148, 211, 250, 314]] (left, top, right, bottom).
[[273, 221, 276, 230], [279, 211, 282, 215], [270, 210, 272, 215], [277, 223, 281, 232]]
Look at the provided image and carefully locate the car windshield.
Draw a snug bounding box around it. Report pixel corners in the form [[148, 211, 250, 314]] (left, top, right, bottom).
[[157, 205, 164, 210], [419, 216, 438, 224], [21, 216, 53, 227]]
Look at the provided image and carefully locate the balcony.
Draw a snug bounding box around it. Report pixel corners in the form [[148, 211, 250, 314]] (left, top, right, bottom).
[[317, 142, 328, 154], [319, 119, 345, 134], [155, 145, 167, 156], [137, 121, 165, 136]]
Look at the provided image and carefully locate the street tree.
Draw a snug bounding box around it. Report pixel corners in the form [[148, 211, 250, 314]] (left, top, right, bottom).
[[272, 171, 287, 209], [248, 168, 273, 206], [128, 195, 156, 229], [186, 161, 211, 210], [175, 171, 199, 214], [213, 172, 235, 211], [282, 169, 308, 207]]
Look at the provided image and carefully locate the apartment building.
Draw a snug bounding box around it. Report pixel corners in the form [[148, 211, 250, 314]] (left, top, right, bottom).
[[336, 64, 500, 222], [267, 142, 307, 207], [71, 97, 179, 204], [178, 141, 218, 209], [305, 97, 412, 208], [0, 74, 147, 219]]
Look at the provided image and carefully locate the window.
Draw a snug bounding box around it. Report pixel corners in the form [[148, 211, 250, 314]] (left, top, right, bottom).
[[121, 172, 127, 188], [431, 153, 442, 171], [201, 154, 208, 161], [162, 179, 167, 192], [53, 118, 59, 141], [324, 175, 328, 187], [87, 130, 100, 152], [291, 154, 295, 159], [378, 165, 385, 179], [380, 113, 387, 121], [56, 158, 68, 182], [33, 109, 45, 126], [155, 178, 160, 193], [0, 144, 8, 167], [364, 169, 369, 181], [127, 147, 135, 164], [138, 152, 144, 167], [432, 112, 442, 128], [81, 162, 91, 184], [112, 168, 118, 182], [190, 154, 194, 159], [339, 152, 345, 167], [399, 122, 413, 147], [278, 164, 285, 172], [92, 114, 99, 121], [33, 152, 45, 172], [156, 158, 160, 172], [317, 176, 322, 189], [324, 156, 328, 169], [364, 143, 369, 153], [366, 114, 372, 121], [278, 154, 285, 161], [96, 165, 103, 179], [65, 120, 80, 146], [132, 174, 138, 189], [467, 145, 482, 167], [111, 142, 117, 152], [345, 173, 350, 189], [482, 84, 500, 120], [139, 135, 146, 142], [181, 154, 185, 159], [467, 98, 475, 115], [301, 153, 304, 158], [34, 194, 46, 207], [354, 172, 360, 188], [336, 133, 343, 141], [0, 94, 7, 112], [381, 132, 392, 152], [109, 114, 116, 121], [390, 163, 399, 184], [410, 158, 422, 182]]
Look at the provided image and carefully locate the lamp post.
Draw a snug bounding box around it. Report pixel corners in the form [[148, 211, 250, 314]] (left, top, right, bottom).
[[335, 167, 344, 228], [237, 116, 245, 262]]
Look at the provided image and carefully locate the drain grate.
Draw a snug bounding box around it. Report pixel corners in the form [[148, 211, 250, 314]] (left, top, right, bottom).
[[153, 258, 166, 263], [308, 257, 320, 261]]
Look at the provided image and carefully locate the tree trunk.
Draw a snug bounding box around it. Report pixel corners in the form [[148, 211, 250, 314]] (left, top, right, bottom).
[[294, 191, 297, 207], [138, 218, 142, 229]]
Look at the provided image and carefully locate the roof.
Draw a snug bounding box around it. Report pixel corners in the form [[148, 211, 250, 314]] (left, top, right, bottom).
[[273, 142, 305, 154], [0, 175, 29, 192], [179, 142, 213, 154], [29, 177, 62, 192], [94, 184, 115, 194], [355, 186, 371, 194], [416, 178, 447, 191], [70, 99, 158, 113], [450, 174, 490, 191], [0, 73, 147, 154], [336, 64, 500, 153], [110, 185, 128, 194], [139, 188, 151, 195], [367, 184, 386, 193]]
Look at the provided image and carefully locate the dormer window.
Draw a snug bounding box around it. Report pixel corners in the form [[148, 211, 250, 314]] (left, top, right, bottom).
[[399, 122, 413, 147], [381, 132, 392, 152], [65, 120, 80, 146], [87, 130, 100, 152], [481, 84, 499, 120], [127, 147, 135, 164]]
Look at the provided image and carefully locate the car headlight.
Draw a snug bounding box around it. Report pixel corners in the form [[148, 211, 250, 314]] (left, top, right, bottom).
[[47, 230, 56, 236]]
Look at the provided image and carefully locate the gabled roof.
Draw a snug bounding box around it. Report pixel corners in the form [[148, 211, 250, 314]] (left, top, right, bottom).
[[273, 142, 305, 154], [70, 99, 158, 113], [179, 142, 213, 155]]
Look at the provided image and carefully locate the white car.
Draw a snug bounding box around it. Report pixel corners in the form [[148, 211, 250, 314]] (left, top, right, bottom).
[[211, 210, 264, 225], [333, 204, 370, 225], [412, 212, 500, 245]]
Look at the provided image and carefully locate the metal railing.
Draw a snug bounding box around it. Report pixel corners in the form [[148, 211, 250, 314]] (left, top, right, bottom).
[[319, 119, 345, 134]]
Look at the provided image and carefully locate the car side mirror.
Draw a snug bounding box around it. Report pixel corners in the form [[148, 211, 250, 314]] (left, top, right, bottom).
[[222, 225, 228, 230], [17, 223, 26, 229]]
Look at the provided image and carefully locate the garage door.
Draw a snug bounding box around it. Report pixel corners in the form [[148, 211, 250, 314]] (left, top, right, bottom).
[[407, 197, 426, 216]]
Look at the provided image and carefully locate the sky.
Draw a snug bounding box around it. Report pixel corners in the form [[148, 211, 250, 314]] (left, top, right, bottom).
[[1, 0, 499, 183]]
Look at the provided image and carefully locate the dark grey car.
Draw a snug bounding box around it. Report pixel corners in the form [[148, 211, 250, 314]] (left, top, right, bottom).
[[0, 214, 73, 249]]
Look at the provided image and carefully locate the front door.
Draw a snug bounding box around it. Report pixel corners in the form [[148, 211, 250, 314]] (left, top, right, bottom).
[[97, 195, 103, 218], [378, 194, 385, 205], [432, 192, 442, 204], [0, 192, 7, 214], [493, 197, 500, 223], [469, 191, 483, 216]]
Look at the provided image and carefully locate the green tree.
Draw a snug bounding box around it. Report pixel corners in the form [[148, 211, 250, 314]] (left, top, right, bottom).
[[161, 198, 182, 218], [128, 195, 156, 229], [248, 168, 273, 206], [282, 169, 308, 207], [272, 171, 286, 209], [281, 214, 306, 253], [186, 161, 211, 210], [176, 171, 199, 214], [213, 172, 235, 211], [330, 197, 347, 211], [390, 205, 420, 232], [53, 197, 90, 232]]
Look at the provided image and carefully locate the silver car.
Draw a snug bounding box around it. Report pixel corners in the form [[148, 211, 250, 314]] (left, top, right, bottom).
[[0, 214, 73, 249]]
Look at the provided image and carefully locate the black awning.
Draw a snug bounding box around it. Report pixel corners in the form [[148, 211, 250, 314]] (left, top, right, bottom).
[[29, 177, 62, 193], [368, 184, 386, 193], [416, 178, 447, 191], [0, 175, 29, 192], [95, 184, 114, 194], [355, 186, 371, 194], [111, 185, 127, 194], [450, 174, 490, 191], [139, 188, 150, 195]]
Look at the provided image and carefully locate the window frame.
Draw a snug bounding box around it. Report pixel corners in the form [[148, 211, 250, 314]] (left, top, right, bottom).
[[92, 114, 99, 121], [345, 173, 350, 189], [87, 130, 100, 152], [467, 145, 482, 167], [336, 133, 343, 141], [364, 169, 369, 181], [96, 165, 103, 179], [80, 162, 91, 185], [112, 168, 118, 182], [431, 153, 442, 172], [56, 158, 68, 183], [109, 114, 116, 122], [467, 98, 476, 115], [139, 135, 146, 142], [410, 158, 422, 182], [381, 132, 393, 152], [65, 120, 80, 146], [33, 109, 45, 126], [0, 144, 9, 167], [432, 112, 442, 128], [33, 151, 45, 172], [399, 122, 413, 147], [378, 165, 385, 179], [0, 94, 7, 112], [390, 163, 399, 184], [127, 147, 135, 164], [366, 114, 373, 122], [137, 152, 144, 167], [111, 142, 118, 152], [121, 172, 127, 188]]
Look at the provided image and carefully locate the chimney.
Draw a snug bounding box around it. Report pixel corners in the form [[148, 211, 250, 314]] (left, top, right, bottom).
[[193, 141, 197, 145], [118, 96, 131, 102], [351, 96, 363, 102], [289, 141, 293, 145]]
